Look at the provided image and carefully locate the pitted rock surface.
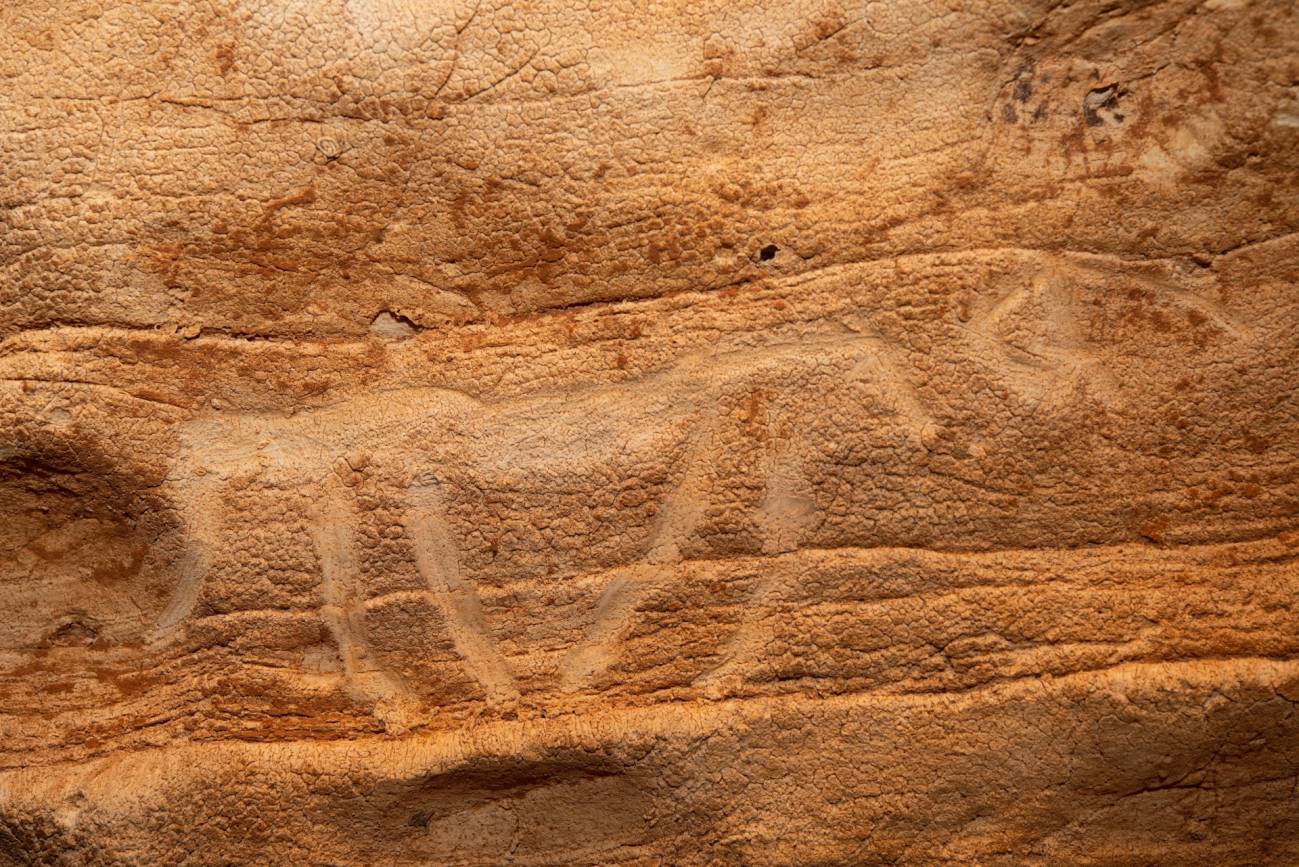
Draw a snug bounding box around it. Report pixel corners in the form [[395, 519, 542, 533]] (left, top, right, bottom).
[[2, 0, 1299, 863]]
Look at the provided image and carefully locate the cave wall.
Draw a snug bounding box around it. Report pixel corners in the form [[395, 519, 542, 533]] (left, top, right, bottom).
[[2, 0, 1299, 863]]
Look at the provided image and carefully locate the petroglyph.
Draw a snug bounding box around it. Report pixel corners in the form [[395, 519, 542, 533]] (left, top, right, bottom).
[[694, 574, 784, 697], [965, 255, 1255, 410], [307, 479, 411, 708], [405, 479, 519, 705], [6, 0, 1297, 858], [841, 316, 937, 440], [151, 328, 933, 698], [757, 451, 816, 556], [151, 478, 221, 638], [965, 267, 1115, 407], [559, 406, 718, 691]]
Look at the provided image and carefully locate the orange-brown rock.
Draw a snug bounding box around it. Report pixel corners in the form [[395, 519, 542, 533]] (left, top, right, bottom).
[[2, 0, 1299, 863]]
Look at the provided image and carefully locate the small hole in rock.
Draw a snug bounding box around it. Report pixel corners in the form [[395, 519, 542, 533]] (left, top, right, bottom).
[[759, 244, 778, 261], [370, 310, 418, 341]]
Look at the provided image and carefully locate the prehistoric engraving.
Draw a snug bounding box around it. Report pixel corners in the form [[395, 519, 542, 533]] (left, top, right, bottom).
[[149, 329, 935, 701], [3, 0, 1298, 862], [406, 478, 520, 705]]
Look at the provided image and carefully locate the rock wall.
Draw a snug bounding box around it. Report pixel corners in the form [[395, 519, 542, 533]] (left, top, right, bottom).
[[2, 0, 1299, 863]]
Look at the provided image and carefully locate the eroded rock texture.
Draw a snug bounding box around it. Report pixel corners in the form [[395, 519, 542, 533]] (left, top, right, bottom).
[[2, 0, 1299, 863]]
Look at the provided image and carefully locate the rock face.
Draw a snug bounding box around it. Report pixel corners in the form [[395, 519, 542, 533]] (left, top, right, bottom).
[[2, 0, 1299, 863]]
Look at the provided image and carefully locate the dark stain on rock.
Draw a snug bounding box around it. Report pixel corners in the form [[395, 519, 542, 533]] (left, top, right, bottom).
[[1083, 85, 1120, 128], [48, 620, 99, 647], [214, 41, 236, 75]]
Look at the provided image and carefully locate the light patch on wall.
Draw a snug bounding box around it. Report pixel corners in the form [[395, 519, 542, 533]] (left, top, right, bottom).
[[344, 0, 460, 49]]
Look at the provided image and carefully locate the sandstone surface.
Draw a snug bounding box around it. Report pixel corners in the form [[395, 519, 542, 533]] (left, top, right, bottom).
[[2, 0, 1299, 863]]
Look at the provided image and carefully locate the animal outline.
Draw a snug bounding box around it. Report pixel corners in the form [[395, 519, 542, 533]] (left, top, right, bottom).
[[150, 322, 934, 706]]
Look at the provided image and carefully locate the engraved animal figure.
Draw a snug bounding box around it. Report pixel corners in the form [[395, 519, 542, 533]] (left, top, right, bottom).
[[153, 323, 933, 705]]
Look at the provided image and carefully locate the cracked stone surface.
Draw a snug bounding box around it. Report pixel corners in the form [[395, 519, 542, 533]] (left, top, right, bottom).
[[2, 0, 1299, 863]]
